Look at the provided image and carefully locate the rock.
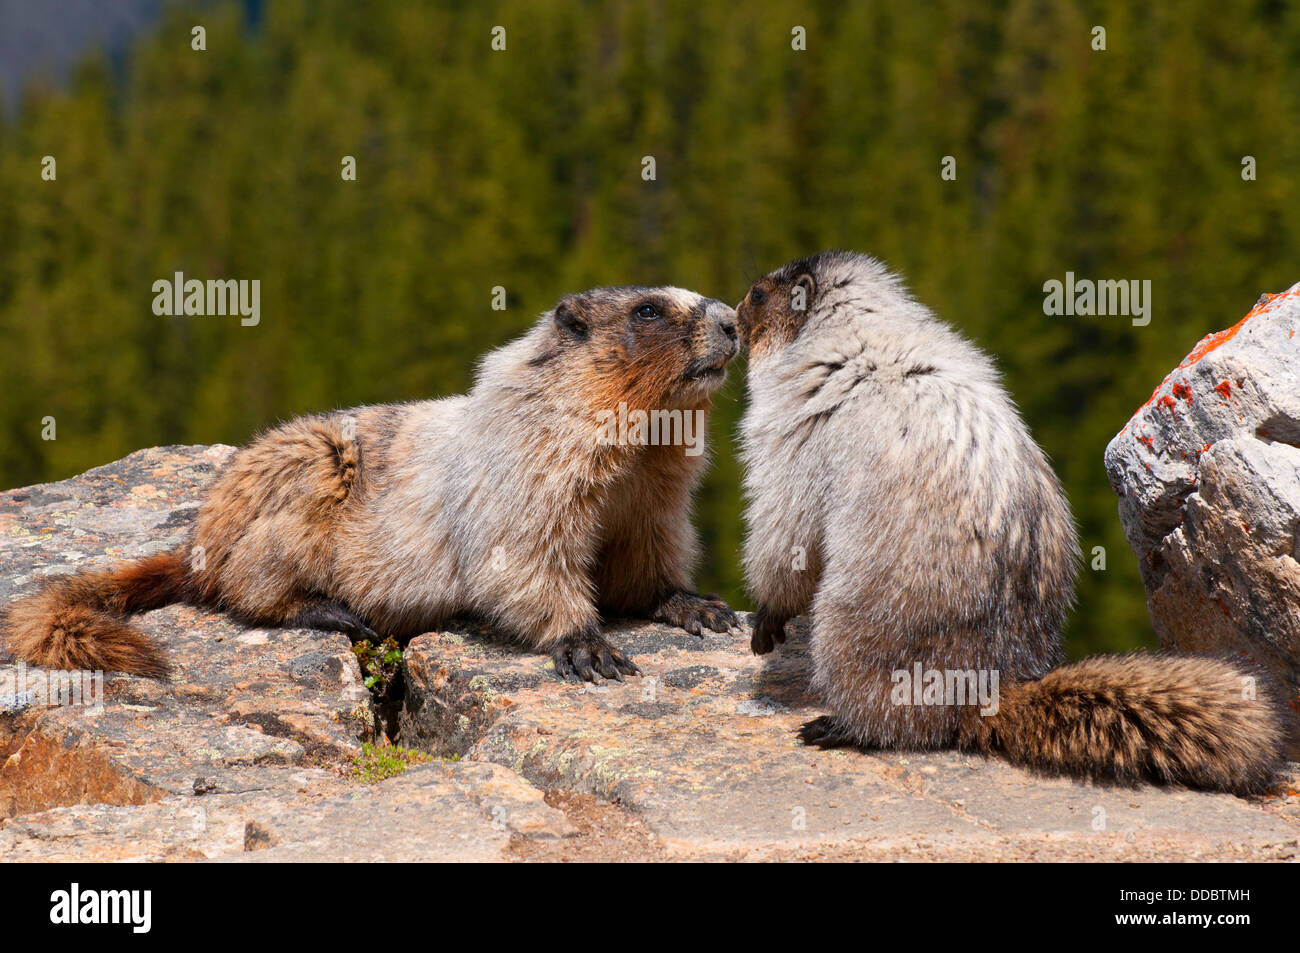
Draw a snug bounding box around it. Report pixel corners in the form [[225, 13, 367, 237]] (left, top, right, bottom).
[[1104, 285, 1300, 753], [227, 761, 574, 863], [402, 617, 1300, 860], [2, 445, 1298, 861], [0, 761, 573, 862]]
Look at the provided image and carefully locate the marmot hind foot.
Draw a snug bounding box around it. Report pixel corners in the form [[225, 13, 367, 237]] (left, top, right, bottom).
[[798, 715, 858, 749], [288, 598, 382, 642], [651, 591, 737, 636]]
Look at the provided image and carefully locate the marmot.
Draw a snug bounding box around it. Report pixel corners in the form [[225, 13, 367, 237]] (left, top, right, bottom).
[[737, 250, 1286, 795], [5, 286, 739, 681]]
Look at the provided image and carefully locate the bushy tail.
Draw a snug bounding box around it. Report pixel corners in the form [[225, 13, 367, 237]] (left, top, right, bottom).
[[962, 653, 1288, 796], [2, 550, 191, 677]]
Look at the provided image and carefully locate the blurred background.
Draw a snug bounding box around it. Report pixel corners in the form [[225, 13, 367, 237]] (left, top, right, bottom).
[[1, 0, 1297, 657]]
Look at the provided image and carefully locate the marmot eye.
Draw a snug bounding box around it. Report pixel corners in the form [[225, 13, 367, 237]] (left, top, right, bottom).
[[750, 287, 767, 306], [635, 304, 660, 320]]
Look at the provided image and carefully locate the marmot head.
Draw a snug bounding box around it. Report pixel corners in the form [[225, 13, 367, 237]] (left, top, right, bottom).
[[737, 250, 904, 360], [541, 286, 738, 410]]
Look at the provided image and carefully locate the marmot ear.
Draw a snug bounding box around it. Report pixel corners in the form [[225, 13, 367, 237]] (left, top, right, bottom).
[[554, 297, 589, 340], [794, 272, 816, 302]]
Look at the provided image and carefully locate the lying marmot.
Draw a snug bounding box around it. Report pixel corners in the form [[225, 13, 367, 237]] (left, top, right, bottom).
[[737, 250, 1286, 795], [5, 286, 739, 682]]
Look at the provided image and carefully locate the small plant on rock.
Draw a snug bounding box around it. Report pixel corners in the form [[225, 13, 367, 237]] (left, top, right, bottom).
[[350, 741, 431, 783], [352, 637, 404, 694]]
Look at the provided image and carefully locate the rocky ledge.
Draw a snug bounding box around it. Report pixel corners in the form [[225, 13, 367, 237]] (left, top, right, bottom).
[[1, 446, 1297, 861]]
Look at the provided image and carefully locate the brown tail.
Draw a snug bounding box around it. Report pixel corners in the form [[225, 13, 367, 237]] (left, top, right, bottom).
[[961, 653, 1287, 796], [2, 549, 191, 677]]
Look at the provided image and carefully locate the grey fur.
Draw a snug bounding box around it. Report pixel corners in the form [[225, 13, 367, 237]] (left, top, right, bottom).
[[737, 252, 1287, 796], [740, 251, 1078, 747]]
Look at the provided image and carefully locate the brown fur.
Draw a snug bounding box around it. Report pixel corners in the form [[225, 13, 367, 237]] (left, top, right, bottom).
[[185, 413, 360, 620], [737, 271, 816, 357], [4, 287, 739, 682], [3, 550, 188, 676], [960, 655, 1286, 796]]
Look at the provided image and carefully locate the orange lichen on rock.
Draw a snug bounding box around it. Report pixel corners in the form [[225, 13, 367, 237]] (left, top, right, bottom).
[[1180, 286, 1300, 370], [1180, 315, 1251, 370], [1136, 376, 1180, 415], [1127, 286, 1300, 422], [1214, 380, 1232, 399]]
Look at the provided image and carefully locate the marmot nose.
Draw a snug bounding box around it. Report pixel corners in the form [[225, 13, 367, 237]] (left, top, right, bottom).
[[704, 299, 739, 348]]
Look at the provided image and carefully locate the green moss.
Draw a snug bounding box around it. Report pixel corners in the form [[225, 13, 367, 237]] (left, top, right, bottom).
[[349, 742, 431, 783]]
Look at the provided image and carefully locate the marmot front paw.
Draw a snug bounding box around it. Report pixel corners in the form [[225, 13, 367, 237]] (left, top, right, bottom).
[[651, 591, 738, 636], [750, 606, 790, 655], [551, 626, 640, 683]]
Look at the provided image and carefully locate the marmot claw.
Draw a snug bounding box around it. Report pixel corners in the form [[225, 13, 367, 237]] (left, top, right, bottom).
[[651, 591, 738, 636], [552, 628, 640, 683], [798, 715, 856, 749]]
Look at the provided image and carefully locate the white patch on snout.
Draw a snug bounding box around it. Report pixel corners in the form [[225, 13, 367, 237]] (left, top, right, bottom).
[[705, 300, 737, 324]]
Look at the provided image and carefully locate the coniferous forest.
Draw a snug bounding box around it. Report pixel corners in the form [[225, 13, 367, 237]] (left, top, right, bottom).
[[3, 0, 1298, 657]]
